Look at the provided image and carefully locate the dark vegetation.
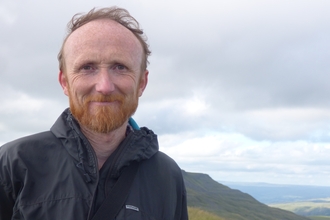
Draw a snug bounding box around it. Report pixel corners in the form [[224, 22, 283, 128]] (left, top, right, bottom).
[[182, 171, 310, 220]]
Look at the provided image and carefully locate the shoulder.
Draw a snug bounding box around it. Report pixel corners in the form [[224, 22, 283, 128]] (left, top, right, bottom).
[[1, 131, 56, 154], [140, 151, 184, 182], [150, 151, 180, 167], [0, 131, 66, 184], [0, 131, 60, 166]]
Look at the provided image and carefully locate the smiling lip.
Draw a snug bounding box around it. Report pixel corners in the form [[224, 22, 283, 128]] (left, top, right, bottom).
[[90, 100, 120, 106]]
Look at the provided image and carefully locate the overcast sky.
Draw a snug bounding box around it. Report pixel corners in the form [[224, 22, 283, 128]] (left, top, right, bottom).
[[1, 0, 330, 186]]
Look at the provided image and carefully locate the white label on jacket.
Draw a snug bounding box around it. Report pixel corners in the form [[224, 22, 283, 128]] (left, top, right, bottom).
[[125, 205, 139, 212]]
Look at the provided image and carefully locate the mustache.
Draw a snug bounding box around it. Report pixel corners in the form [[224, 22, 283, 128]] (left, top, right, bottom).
[[83, 94, 125, 103]]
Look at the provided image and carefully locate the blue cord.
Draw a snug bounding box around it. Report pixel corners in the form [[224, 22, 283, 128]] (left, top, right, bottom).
[[128, 117, 140, 130]]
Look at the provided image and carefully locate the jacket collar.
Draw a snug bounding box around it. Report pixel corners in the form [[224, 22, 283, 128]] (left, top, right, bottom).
[[50, 108, 159, 180]]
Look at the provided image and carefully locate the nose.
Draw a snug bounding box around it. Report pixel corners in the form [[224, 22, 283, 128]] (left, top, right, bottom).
[[95, 69, 115, 95]]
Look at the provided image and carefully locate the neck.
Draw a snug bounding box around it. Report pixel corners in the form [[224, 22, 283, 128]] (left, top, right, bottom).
[[81, 122, 128, 169]]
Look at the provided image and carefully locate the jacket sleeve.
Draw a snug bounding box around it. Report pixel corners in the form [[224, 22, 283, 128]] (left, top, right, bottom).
[[180, 196, 188, 219], [180, 182, 189, 220], [0, 146, 15, 220], [0, 182, 14, 219]]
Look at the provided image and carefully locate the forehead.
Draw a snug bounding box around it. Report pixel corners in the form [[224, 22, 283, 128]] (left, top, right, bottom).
[[63, 19, 143, 65]]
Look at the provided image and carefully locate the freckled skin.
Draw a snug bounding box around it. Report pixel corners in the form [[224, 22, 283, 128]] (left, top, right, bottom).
[[60, 19, 148, 115]]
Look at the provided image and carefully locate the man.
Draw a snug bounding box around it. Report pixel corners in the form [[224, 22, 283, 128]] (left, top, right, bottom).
[[0, 7, 188, 220]]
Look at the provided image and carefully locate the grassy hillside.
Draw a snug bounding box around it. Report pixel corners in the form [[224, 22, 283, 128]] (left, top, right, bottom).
[[183, 171, 310, 220], [309, 217, 330, 220], [271, 198, 330, 216], [188, 207, 225, 220]]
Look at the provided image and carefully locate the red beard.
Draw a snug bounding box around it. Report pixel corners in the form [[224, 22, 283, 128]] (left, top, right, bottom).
[[69, 92, 138, 133]]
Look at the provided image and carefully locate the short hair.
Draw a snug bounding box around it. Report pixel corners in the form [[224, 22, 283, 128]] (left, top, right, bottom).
[[57, 6, 151, 71]]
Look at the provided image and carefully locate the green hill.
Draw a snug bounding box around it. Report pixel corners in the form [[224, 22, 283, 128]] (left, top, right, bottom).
[[188, 207, 225, 220], [271, 198, 330, 216], [309, 217, 330, 220], [183, 171, 310, 220]]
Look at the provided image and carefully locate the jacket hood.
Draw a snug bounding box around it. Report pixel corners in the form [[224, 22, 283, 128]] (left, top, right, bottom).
[[50, 108, 159, 180]]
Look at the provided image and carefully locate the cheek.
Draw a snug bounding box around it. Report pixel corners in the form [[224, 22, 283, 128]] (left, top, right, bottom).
[[69, 77, 92, 97], [113, 77, 137, 94], [67, 85, 84, 106]]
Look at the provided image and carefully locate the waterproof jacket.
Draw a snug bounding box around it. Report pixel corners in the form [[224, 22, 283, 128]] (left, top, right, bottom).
[[0, 109, 188, 220]]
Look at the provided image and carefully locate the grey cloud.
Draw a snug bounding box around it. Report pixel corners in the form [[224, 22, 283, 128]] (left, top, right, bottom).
[[142, 1, 330, 112], [2, 0, 330, 185]]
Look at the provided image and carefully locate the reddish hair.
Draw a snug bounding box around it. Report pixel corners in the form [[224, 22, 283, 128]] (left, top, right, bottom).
[[58, 6, 151, 71]]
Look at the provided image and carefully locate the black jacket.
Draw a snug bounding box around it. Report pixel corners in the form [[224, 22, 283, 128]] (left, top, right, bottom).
[[0, 109, 188, 220]]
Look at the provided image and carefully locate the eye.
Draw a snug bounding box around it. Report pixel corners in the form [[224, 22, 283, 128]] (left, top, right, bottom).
[[117, 65, 126, 70], [111, 64, 129, 73], [79, 64, 97, 74], [82, 65, 93, 70], [114, 64, 127, 71]]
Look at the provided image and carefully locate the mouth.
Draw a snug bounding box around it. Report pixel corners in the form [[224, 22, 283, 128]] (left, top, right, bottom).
[[90, 100, 120, 106]]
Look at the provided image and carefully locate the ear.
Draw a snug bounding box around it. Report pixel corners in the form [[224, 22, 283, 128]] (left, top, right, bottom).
[[138, 70, 149, 97], [59, 71, 69, 96]]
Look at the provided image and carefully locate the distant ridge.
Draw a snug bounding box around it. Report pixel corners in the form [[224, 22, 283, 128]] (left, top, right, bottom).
[[182, 171, 310, 220], [223, 181, 330, 204]]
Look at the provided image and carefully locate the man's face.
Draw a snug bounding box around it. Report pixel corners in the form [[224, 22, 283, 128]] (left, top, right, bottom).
[[59, 19, 148, 133]]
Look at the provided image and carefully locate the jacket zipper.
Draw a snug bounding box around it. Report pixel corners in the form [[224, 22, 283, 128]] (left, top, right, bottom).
[[104, 132, 134, 195], [70, 120, 100, 220]]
